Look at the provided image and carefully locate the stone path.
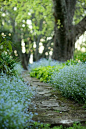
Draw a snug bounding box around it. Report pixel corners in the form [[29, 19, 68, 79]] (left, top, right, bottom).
[[22, 71, 86, 128]]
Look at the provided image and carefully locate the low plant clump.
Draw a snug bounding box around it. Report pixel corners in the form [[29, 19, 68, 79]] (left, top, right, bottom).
[[51, 63, 86, 103], [27, 121, 86, 129], [0, 40, 17, 76], [74, 49, 86, 63], [30, 65, 64, 82]]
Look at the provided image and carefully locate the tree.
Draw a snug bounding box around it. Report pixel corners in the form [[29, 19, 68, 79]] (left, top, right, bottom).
[[1, 0, 54, 69], [52, 0, 86, 61], [0, 1, 34, 70], [17, 0, 54, 61]]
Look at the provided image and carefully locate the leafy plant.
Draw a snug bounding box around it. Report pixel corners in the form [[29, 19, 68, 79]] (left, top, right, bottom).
[[65, 59, 78, 66], [0, 52, 16, 75], [74, 49, 86, 63], [28, 121, 50, 129], [0, 38, 17, 75], [30, 65, 64, 82], [26, 121, 86, 129], [0, 32, 12, 56]]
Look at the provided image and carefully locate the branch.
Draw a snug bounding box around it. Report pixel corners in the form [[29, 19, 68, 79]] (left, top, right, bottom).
[[74, 16, 86, 39]]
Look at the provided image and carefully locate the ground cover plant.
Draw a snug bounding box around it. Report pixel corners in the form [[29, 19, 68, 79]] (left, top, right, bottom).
[[51, 63, 86, 103], [27, 121, 86, 129], [30, 65, 64, 82], [0, 63, 34, 128]]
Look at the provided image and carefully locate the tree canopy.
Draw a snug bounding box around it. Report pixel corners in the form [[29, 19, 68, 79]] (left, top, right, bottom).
[[0, 0, 86, 68]]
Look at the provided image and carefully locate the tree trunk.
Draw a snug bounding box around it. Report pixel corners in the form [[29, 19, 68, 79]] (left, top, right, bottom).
[[21, 52, 30, 70], [52, 23, 75, 61], [35, 39, 40, 61], [52, 0, 86, 61], [34, 19, 43, 61]]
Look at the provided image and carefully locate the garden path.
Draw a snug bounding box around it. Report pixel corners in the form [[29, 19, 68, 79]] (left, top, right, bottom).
[[22, 71, 86, 128]]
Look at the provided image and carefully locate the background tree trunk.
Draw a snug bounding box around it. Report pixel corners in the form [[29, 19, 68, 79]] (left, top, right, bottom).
[[52, 0, 78, 61], [21, 53, 30, 70]]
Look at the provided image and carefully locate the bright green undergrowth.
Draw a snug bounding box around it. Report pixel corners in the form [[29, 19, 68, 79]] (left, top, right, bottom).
[[74, 49, 86, 63], [29, 59, 79, 83], [53, 123, 86, 129], [30, 65, 64, 82], [28, 121, 86, 129]]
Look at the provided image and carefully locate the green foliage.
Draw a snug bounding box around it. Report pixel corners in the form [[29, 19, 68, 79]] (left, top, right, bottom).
[[0, 28, 12, 42], [0, 40, 12, 54], [74, 0, 86, 24], [74, 50, 86, 62], [0, 52, 16, 75], [28, 121, 50, 129], [0, 39, 16, 75], [53, 123, 86, 129], [30, 65, 64, 82], [30, 66, 54, 82], [1, 0, 54, 62], [65, 59, 78, 66], [26, 121, 86, 129], [0, 32, 12, 56], [66, 122, 86, 129]]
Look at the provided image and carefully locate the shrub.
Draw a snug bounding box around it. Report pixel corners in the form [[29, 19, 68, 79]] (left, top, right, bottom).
[[51, 63, 86, 103], [65, 59, 78, 66], [74, 49, 86, 63], [30, 66, 54, 82], [0, 38, 17, 75], [0, 74, 33, 128], [0, 52, 16, 75], [30, 65, 64, 82]]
